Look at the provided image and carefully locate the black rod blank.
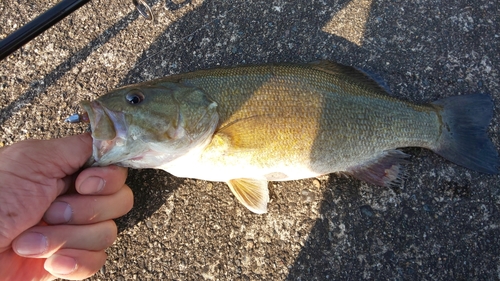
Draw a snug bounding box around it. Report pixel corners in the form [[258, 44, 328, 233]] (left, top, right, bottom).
[[0, 0, 92, 61]]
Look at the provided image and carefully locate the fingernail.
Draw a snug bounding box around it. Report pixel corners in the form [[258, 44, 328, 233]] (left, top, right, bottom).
[[45, 255, 78, 275], [14, 232, 48, 256], [79, 176, 105, 194], [44, 201, 72, 224]]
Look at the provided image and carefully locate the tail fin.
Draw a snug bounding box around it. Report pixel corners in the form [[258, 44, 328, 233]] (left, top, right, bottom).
[[432, 94, 498, 174]]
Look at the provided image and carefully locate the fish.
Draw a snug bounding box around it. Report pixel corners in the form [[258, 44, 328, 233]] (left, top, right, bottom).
[[79, 61, 499, 214]]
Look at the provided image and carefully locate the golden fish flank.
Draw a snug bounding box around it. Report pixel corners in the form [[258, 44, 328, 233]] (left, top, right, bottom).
[[80, 61, 499, 214]]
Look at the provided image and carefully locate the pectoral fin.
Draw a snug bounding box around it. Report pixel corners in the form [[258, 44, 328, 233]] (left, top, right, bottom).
[[227, 178, 269, 214], [217, 115, 272, 149]]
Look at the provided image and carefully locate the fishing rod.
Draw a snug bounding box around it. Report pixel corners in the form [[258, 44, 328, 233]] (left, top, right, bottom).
[[0, 0, 153, 61]]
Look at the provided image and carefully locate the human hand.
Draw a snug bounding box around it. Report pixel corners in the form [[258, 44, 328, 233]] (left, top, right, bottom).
[[0, 134, 133, 280]]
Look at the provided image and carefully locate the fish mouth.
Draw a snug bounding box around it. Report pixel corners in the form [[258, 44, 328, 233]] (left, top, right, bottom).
[[80, 100, 128, 165]]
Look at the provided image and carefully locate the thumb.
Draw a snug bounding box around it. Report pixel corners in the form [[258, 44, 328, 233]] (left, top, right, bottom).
[[17, 133, 93, 179], [0, 134, 93, 252]]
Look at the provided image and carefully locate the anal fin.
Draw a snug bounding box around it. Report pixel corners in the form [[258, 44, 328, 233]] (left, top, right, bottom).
[[227, 178, 269, 214], [346, 149, 409, 187]]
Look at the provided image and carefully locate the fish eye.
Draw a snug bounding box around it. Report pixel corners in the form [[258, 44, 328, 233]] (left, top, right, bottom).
[[126, 90, 145, 105]]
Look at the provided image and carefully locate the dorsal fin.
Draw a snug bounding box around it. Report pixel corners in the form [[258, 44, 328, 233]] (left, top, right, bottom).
[[308, 60, 390, 95], [227, 178, 269, 214]]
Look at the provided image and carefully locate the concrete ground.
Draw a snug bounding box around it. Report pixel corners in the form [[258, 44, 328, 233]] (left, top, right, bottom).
[[1, 0, 499, 280]]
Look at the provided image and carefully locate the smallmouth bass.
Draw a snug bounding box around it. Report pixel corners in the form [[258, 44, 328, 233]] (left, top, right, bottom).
[[79, 61, 499, 213]]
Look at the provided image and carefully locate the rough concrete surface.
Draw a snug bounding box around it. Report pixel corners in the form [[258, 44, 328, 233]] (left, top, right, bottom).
[[1, 0, 499, 280]]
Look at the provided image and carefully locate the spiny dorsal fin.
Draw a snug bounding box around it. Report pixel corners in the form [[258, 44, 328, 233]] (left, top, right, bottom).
[[308, 60, 390, 95], [227, 178, 269, 214], [346, 149, 410, 187]]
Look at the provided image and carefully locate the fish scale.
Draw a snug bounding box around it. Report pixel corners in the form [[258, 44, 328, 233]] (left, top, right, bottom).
[[173, 64, 439, 171]]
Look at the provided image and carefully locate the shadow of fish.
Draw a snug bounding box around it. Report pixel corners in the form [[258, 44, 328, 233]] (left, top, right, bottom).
[[78, 61, 499, 214]]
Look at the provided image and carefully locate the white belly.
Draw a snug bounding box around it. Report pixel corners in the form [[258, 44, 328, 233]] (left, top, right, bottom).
[[157, 150, 325, 182]]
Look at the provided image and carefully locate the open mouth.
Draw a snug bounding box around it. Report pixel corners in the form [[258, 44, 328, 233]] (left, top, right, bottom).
[[80, 101, 117, 140], [79, 100, 128, 165]]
